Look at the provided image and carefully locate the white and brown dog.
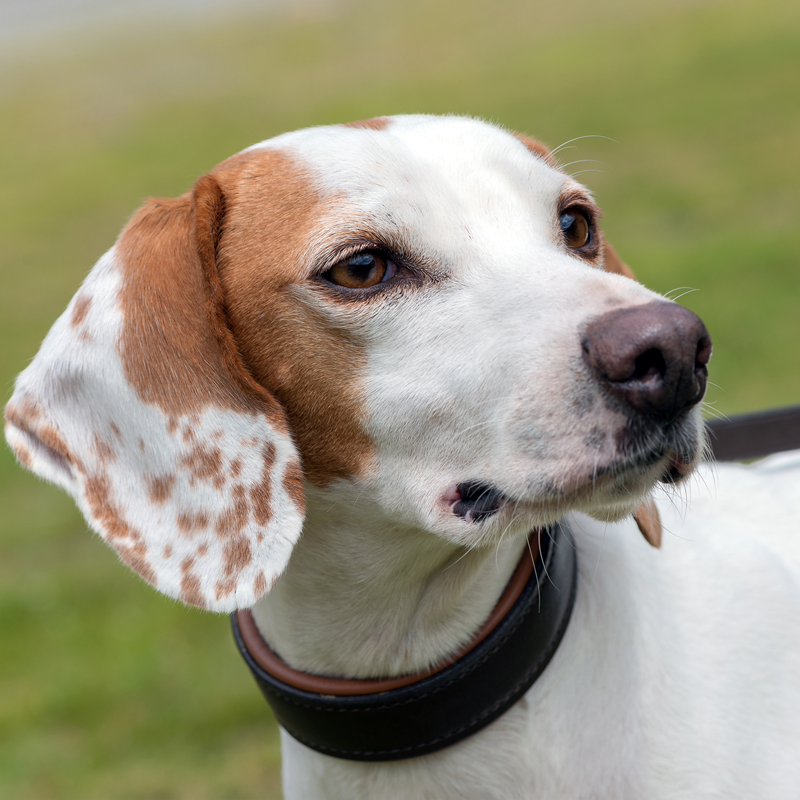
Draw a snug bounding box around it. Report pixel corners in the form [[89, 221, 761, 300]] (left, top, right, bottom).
[[5, 115, 800, 799]]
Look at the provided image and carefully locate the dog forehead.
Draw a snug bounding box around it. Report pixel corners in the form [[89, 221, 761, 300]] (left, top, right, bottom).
[[245, 116, 568, 245]]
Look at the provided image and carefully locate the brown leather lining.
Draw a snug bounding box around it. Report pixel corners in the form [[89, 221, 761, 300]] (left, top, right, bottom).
[[236, 531, 541, 696]]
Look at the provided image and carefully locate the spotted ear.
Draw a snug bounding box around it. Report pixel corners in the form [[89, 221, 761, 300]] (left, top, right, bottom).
[[4, 175, 305, 611]]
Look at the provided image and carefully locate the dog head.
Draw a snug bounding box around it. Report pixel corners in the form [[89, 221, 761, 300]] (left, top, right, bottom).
[[4, 115, 710, 610]]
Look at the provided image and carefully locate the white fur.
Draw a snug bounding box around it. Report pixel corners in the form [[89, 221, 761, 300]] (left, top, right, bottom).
[[5, 115, 800, 798]]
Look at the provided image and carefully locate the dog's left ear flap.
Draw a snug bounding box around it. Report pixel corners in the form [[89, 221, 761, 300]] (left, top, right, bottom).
[[601, 239, 638, 281], [513, 132, 559, 169], [5, 173, 305, 611], [634, 498, 662, 548]]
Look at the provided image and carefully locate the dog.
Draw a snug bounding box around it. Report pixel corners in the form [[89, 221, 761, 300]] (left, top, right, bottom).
[[5, 115, 800, 799]]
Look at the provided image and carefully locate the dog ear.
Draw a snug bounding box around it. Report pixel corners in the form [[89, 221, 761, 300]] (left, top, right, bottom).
[[601, 239, 637, 280], [634, 498, 662, 549], [4, 175, 305, 611]]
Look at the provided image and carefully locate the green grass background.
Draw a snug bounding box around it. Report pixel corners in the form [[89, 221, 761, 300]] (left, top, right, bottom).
[[1, 0, 798, 796]]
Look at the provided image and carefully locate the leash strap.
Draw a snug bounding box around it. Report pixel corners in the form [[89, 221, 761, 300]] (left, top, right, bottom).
[[232, 522, 577, 761], [705, 404, 800, 462]]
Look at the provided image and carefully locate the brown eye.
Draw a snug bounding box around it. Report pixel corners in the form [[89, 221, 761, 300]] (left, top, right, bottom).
[[559, 209, 591, 249], [324, 251, 391, 289]]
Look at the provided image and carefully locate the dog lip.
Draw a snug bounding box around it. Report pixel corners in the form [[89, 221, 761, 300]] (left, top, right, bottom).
[[447, 481, 507, 523], [658, 451, 693, 483]]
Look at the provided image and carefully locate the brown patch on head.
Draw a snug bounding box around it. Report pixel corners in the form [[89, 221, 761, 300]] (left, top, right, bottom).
[[147, 474, 175, 504], [344, 117, 391, 131], [514, 132, 557, 168], [71, 294, 92, 328], [180, 557, 206, 608], [601, 238, 637, 280], [208, 148, 374, 486]]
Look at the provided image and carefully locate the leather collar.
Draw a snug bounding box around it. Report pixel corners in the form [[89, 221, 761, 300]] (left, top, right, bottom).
[[232, 520, 578, 761]]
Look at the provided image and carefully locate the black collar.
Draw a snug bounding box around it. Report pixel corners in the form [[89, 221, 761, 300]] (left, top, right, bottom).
[[231, 520, 578, 762]]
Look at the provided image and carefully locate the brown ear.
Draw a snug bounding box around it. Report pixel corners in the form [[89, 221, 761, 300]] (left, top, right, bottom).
[[5, 174, 306, 611], [513, 132, 558, 169], [634, 498, 662, 548], [601, 239, 637, 281]]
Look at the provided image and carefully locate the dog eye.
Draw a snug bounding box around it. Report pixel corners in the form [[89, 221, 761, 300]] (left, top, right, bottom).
[[323, 251, 395, 289], [559, 209, 592, 249]]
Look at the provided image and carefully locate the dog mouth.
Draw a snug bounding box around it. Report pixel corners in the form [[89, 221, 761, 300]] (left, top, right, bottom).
[[446, 449, 695, 524], [445, 481, 508, 522]]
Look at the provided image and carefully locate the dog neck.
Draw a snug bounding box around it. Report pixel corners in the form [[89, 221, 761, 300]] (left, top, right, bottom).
[[250, 485, 529, 681]]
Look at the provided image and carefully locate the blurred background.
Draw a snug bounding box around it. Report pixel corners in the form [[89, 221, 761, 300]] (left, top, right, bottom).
[[1, 0, 798, 796]]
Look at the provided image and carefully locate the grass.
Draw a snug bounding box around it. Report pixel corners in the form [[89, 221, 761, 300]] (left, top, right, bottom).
[[1, 0, 798, 795]]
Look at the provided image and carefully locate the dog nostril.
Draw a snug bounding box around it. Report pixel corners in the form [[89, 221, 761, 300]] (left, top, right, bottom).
[[695, 334, 712, 368], [631, 348, 666, 382]]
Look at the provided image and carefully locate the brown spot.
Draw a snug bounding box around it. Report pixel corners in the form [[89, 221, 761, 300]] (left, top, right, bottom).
[[514, 132, 557, 168], [82, 472, 157, 585], [110, 422, 122, 440], [249, 443, 276, 526], [167, 417, 179, 436], [210, 149, 374, 486], [179, 444, 224, 487], [282, 460, 305, 515], [84, 474, 139, 543], [147, 474, 175, 504], [70, 293, 92, 327], [180, 557, 206, 608], [8, 397, 40, 424], [93, 434, 116, 465], [117, 541, 156, 585], [214, 533, 252, 601], [5, 401, 75, 472], [253, 572, 268, 597], [14, 443, 33, 467], [163, 544, 173, 559], [198, 543, 209, 557], [230, 457, 243, 479], [139, 438, 146, 453], [177, 510, 210, 536], [215, 483, 250, 535], [344, 117, 391, 131], [601, 238, 637, 280], [182, 425, 196, 444], [212, 429, 224, 440]]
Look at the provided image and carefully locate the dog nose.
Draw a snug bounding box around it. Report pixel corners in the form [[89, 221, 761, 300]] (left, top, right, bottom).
[[581, 301, 712, 421]]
